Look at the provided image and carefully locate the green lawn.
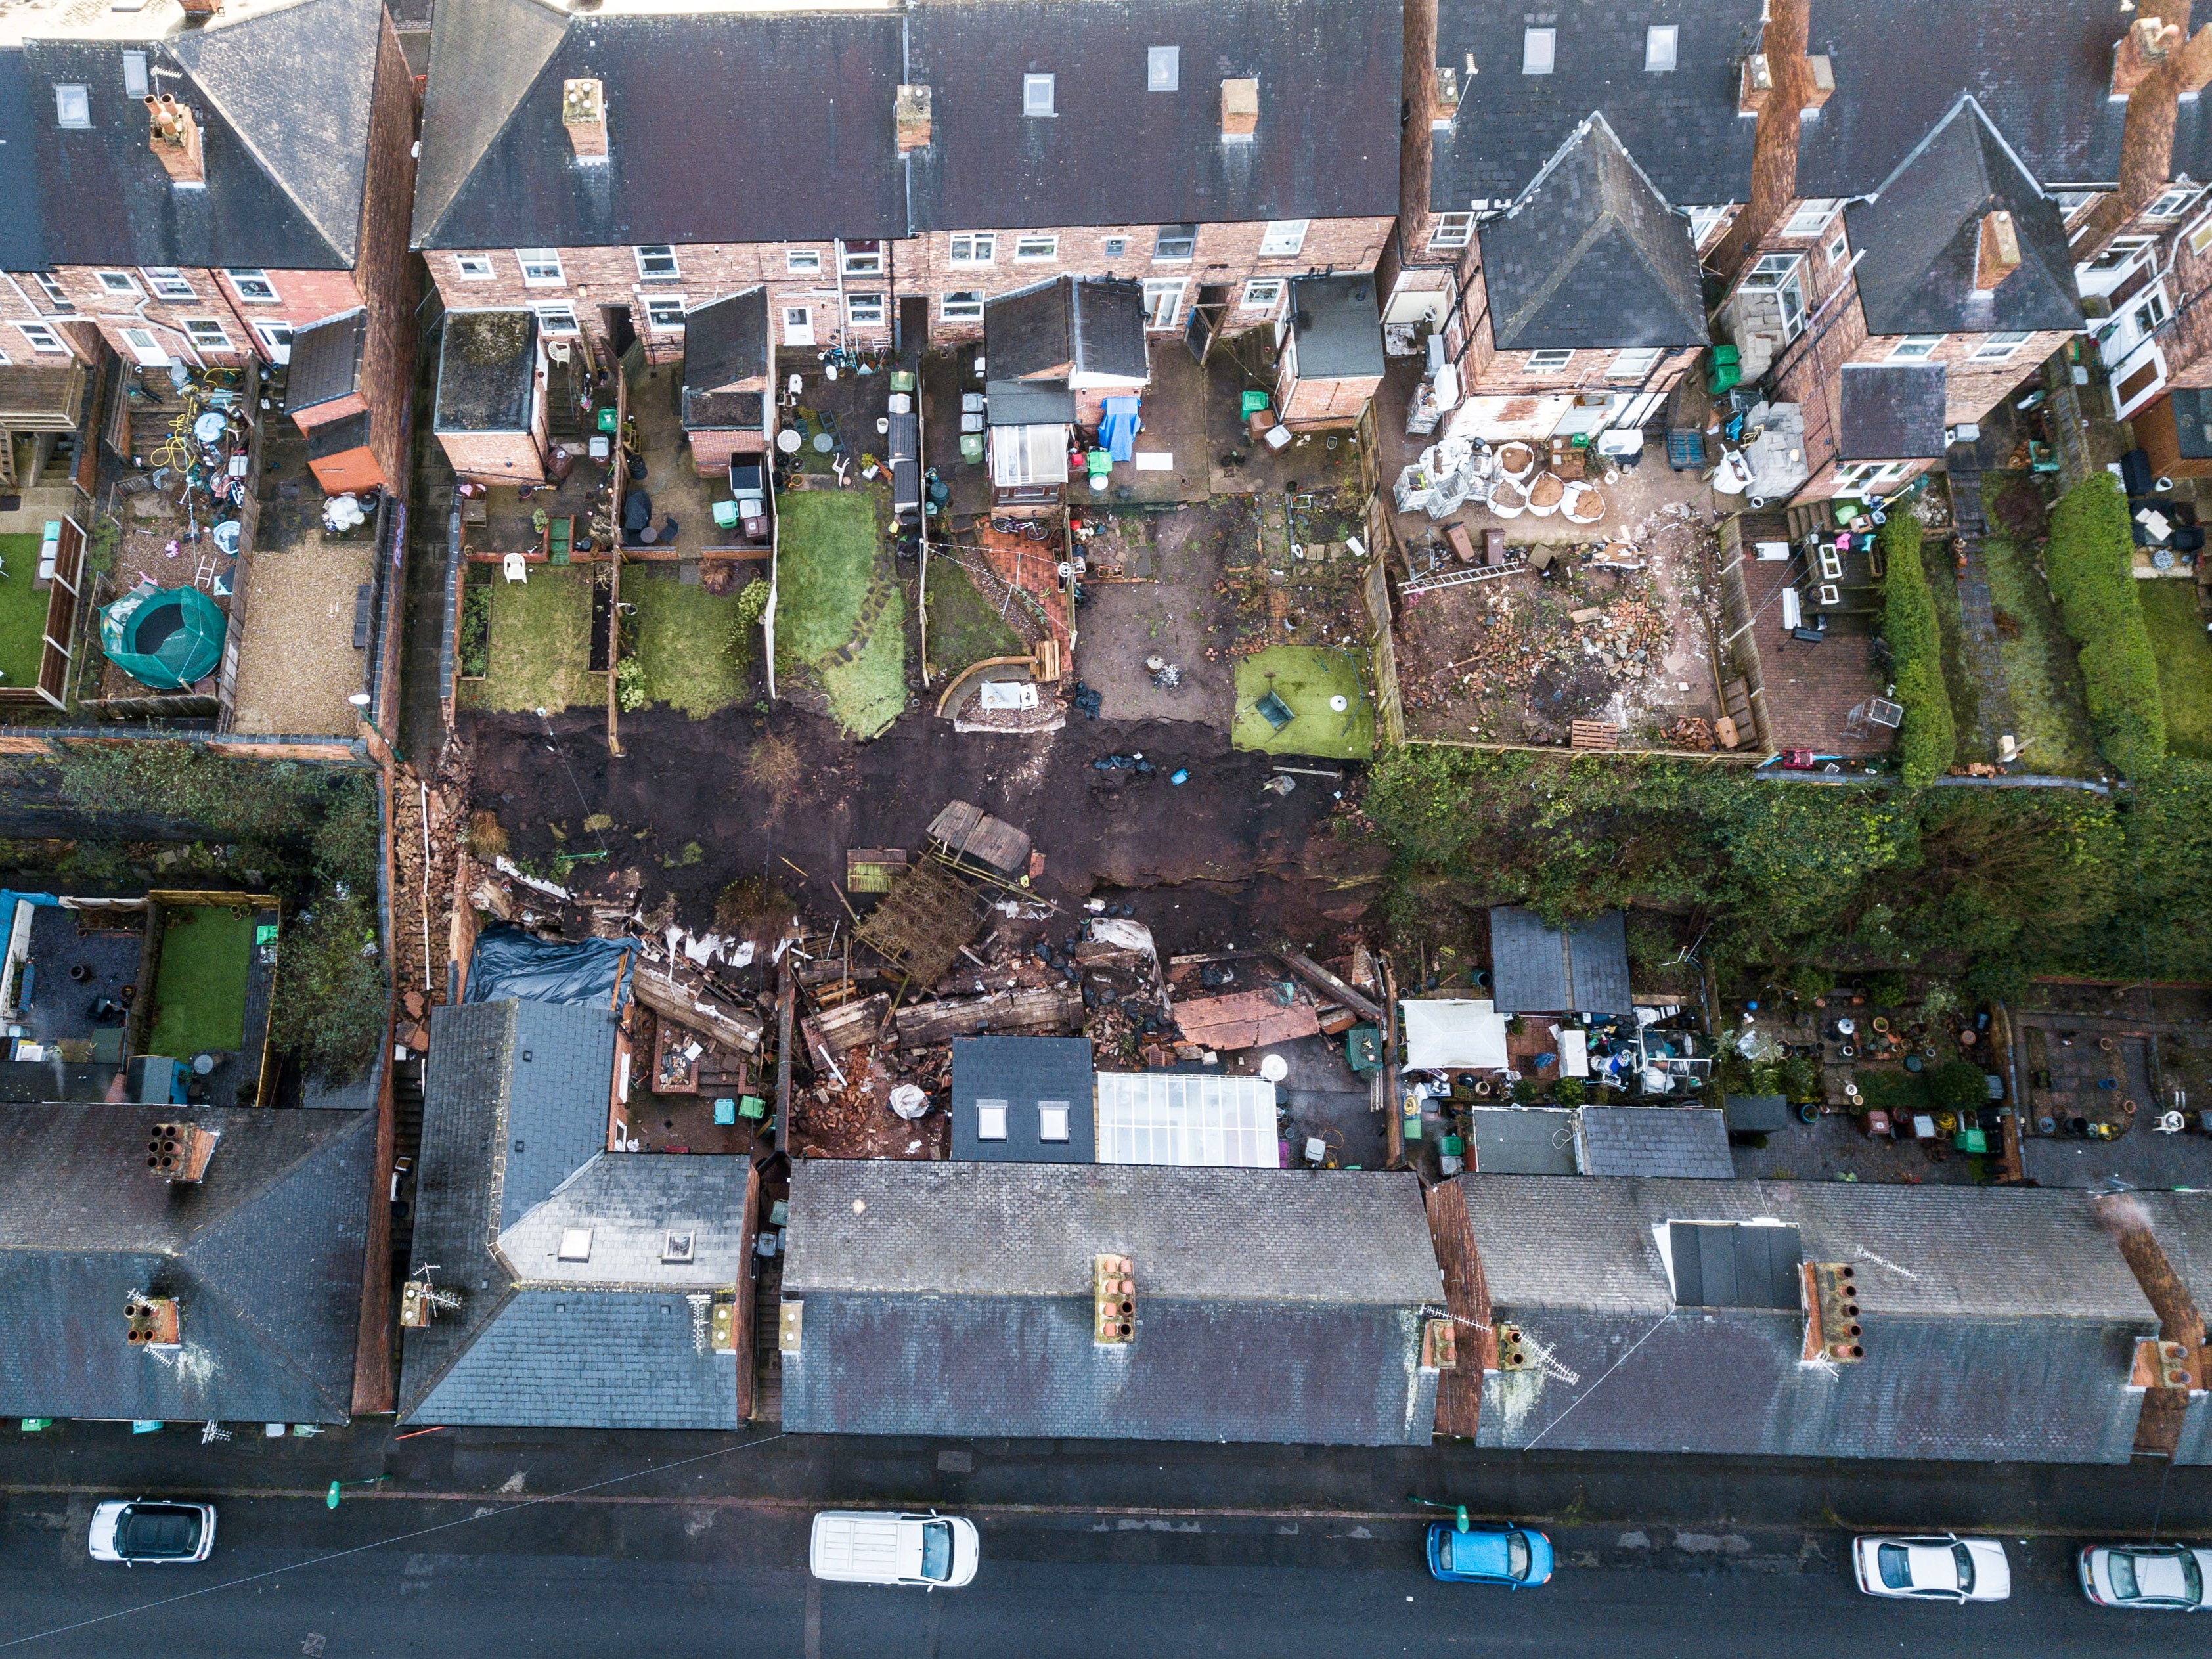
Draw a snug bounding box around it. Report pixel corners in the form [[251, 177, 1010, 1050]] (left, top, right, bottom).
[[146, 908, 254, 1055], [1976, 514, 2100, 778], [0, 535, 49, 692], [1233, 646, 1375, 759], [775, 488, 906, 738], [459, 564, 597, 713], [1919, 533, 1989, 764], [2140, 578, 2212, 759], [923, 558, 1025, 677], [627, 568, 750, 718]]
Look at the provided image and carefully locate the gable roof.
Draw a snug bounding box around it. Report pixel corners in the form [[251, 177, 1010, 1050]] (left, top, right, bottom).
[[905, 0, 1400, 234], [682, 288, 769, 433], [1844, 98, 2083, 337], [1476, 114, 1708, 352], [286, 308, 366, 414], [0, 1104, 374, 1423], [1488, 906, 1634, 1015], [413, 0, 906, 250], [1838, 363, 1950, 461], [1432, 0, 1764, 211], [1578, 1106, 1734, 1179], [2, 0, 386, 271], [951, 1036, 1095, 1163], [985, 278, 1149, 384]]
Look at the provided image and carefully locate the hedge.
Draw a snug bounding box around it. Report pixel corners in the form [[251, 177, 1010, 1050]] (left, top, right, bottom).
[[1879, 514, 1956, 787], [2046, 474, 2167, 777]]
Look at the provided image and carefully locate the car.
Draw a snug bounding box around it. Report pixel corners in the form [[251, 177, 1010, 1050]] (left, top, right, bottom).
[[1851, 1534, 2010, 1603], [808, 1510, 978, 1589], [1425, 1521, 1553, 1588], [2080, 1542, 2212, 1610], [88, 1500, 215, 1566]]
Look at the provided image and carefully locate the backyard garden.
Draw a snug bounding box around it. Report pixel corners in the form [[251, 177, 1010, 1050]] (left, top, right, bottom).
[[0, 533, 47, 692], [772, 486, 906, 740]]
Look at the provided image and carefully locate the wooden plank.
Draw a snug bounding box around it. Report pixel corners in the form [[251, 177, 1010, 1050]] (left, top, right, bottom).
[[1569, 720, 1620, 750], [631, 967, 764, 1052], [1425, 1180, 1487, 1440], [1172, 988, 1321, 1051], [1276, 950, 1384, 1026], [893, 982, 1082, 1044]]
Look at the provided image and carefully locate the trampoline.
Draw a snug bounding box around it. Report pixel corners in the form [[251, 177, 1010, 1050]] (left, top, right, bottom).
[[99, 581, 225, 691]]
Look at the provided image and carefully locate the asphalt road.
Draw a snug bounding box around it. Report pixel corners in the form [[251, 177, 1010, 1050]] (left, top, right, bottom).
[[5, 1492, 2209, 1658]]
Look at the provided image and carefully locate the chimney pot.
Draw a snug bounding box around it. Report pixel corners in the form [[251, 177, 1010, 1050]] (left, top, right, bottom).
[[1802, 54, 1834, 112], [146, 95, 204, 187], [1739, 54, 1773, 116], [562, 77, 608, 162], [1976, 210, 2023, 292], [1433, 64, 1461, 131], [2113, 17, 2184, 99], [1220, 77, 1259, 141], [896, 83, 931, 152]]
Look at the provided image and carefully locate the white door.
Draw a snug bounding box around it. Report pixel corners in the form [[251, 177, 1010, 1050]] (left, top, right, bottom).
[[1142, 280, 1185, 330], [2111, 338, 2169, 422], [120, 327, 169, 367], [782, 305, 815, 347]]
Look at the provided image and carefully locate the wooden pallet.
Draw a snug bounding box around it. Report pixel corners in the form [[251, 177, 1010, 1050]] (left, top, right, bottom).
[[1570, 719, 1621, 750]]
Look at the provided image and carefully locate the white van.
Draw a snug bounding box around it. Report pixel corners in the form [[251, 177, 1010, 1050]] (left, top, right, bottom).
[[808, 1510, 979, 1589]]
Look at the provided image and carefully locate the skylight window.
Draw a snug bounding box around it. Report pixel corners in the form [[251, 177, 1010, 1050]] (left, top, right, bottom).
[[1522, 28, 1555, 76], [1645, 26, 1678, 72], [54, 85, 89, 129], [558, 1228, 593, 1262], [1024, 74, 1056, 116], [122, 51, 148, 99], [1038, 1101, 1071, 1143], [977, 1099, 1008, 1141], [1147, 47, 1179, 91]]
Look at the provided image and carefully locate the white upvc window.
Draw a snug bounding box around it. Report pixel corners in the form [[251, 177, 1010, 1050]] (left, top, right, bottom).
[[1023, 73, 1055, 116], [1522, 27, 1555, 75], [2144, 185, 2201, 221], [1526, 349, 1575, 372], [785, 248, 823, 274], [1240, 278, 1285, 311], [1886, 334, 1944, 361], [1825, 223, 1849, 267], [141, 267, 196, 300], [1430, 211, 1475, 250], [227, 268, 279, 302], [840, 240, 884, 276], [1969, 330, 2032, 362], [96, 270, 141, 298], [2053, 190, 2097, 219], [1741, 252, 1807, 340], [1645, 24, 1678, 72], [252, 322, 293, 362], [949, 232, 996, 267], [644, 294, 686, 329], [1258, 219, 1309, 257], [941, 290, 984, 322], [635, 245, 680, 280], [1782, 198, 1839, 238], [846, 291, 886, 326], [1013, 234, 1058, 262], [1685, 205, 1730, 247], [454, 254, 495, 280], [516, 249, 564, 286], [182, 318, 230, 351], [1607, 347, 1664, 380], [532, 302, 579, 334], [16, 321, 67, 354], [1835, 460, 1911, 493], [32, 273, 72, 311], [976, 1099, 1008, 1141]]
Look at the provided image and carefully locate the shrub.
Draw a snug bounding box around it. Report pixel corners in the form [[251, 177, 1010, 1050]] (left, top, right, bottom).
[[1510, 1076, 1545, 1105], [270, 893, 384, 1082], [1552, 1077, 1586, 1107], [1863, 970, 1909, 1006], [1928, 1059, 1987, 1117], [1781, 1055, 1823, 1102], [1878, 514, 1955, 786], [2046, 474, 2167, 777]]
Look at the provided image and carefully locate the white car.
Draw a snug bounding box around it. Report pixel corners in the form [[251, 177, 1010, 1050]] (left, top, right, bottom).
[[89, 1500, 215, 1565], [808, 1510, 978, 1589], [2081, 1542, 2212, 1610], [1853, 1534, 2010, 1603]]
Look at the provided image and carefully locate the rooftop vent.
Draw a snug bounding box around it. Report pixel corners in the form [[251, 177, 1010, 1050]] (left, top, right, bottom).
[[896, 83, 931, 152], [146, 1122, 219, 1183], [663, 1229, 696, 1264], [562, 77, 608, 162], [125, 1294, 180, 1348], [1802, 1260, 1864, 1364], [145, 95, 203, 187], [1094, 1252, 1135, 1344], [1220, 77, 1258, 140]]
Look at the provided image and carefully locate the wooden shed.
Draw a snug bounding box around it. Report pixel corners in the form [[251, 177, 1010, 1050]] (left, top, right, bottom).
[[0, 360, 90, 491]]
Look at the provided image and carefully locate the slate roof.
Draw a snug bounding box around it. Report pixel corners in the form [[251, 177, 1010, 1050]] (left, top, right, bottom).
[[681, 289, 769, 433], [1, 0, 389, 270], [1476, 114, 1708, 353], [904, 0, 1400, 234], [1452, 1176, 2156, 1463], [2169, 389, 2212, 462], [0, 1104, 374, 1423], [951, 1036, 1095, 1164], [286, 309, 367, 416], [780, 1162, 1444, 1445], [1431, 0, 1765, 210], [1578, 1107, 1734, 1179], [985, 278, 1149, 384], [413, 0, 906, 250], [1837, 363, 1950, 462], [1488, 907, 1633, 1015], [1287, 276, 1385, 382], [1844, 98, 2083, 338]]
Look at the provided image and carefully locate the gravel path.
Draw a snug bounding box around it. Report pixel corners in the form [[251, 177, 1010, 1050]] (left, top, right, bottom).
[[228, 527, 374, 734]]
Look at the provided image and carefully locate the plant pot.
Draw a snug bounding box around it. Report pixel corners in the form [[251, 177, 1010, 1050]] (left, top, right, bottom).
[[1495, 441, 1536, 481], [1870, 1017, 1889, 1034], [1488, 478, 1529, 518], [1526, 472, 1566, 517], [2099, 1036, 2116, 1052]]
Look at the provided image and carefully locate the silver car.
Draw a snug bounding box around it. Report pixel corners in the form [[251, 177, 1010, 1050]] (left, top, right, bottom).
[[89, 1500, 215, 1565], [2080, 1542, 2212, 1610], [1852, 1534, 2010, 1603]]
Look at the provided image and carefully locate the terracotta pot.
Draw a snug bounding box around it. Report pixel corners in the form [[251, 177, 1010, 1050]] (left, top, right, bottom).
[[1495, 441, 1536, 481], [1526, 472, 1566, 517]]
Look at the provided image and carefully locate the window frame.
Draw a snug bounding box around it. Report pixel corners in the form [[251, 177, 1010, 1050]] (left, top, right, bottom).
[[948, 232, 996, 267], [1522, 27, 1555, 75], [1741, 252, 1807, 340], [785, 248, 824, 275], [182, 318, 231, 351], [1782, 198, 1840, 239], [32, 273, 73, 312], [845, 291, 887, 327], [1141, 278, 1185, 330], [1430, 211, 1475, 250], [976, 1099, 1009, 1141], [1102, 235, 1129, 259], [227, 268, 280, 303], [839, 240, 884, 276], [16, 321, 68, 355], [1968, 330, 2032, 362], [634, 244, 680, 280], [141, 267, 196, 301], [1645, 24, 1678, 72], [2144, 185, 2201, 222], [1824, 224, 1849, 267], [54, 84, 89, 129], [1013, 233, 1059, 263], [531, 301, 580, 336], [454, 254, 495, 280], [1153, 223, 1198, 263], [1886, 334, 1945, 361], [1023, 73, 1055, 116], [95, 270, 142, 298], [642, 294, 687, 330], [1258, 219, 1310, 258], [1147, 45, 1179, 92], [1526, 348, 1576, 373], [940, 289, 985, 322], [1606, 347, 1664, 380], [514, 249, 565, 287], [1240, 278, 1285, 311], [251, 321, 294, 362], [1685, 206, 1729, 248]]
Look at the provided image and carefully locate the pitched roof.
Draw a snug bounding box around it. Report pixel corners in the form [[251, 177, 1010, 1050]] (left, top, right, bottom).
[[904, 0, 1401, 234], [682, 290, 769, 433], [1476, 114, 1708, 352], [1844, 98, 2083, 337], [985, 278, 1148, 384], [2, 0, 387, 271], [780, 1162, 1444, 1445], [0, 1104, 374, 1423], [285, 308, 367, 415], [950, 1036, 1095, 1163], [1488, 907, 1634, 1015], [1578, 1107, 1734, 1179], [413, 0, 906, 250], [1431, 0, 1764, 210], [1838, 363, 1951, 462]]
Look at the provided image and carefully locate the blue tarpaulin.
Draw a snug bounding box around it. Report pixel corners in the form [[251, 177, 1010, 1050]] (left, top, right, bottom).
[[1099, 397, 1141, 464], [464, 925, 634, 1007]]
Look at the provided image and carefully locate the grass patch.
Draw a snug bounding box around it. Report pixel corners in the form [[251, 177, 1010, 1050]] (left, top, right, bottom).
[[775, 489, 906, 738], [625, 568, 749, 718], [0, 535, 49, 691], [1976, 480, 2099, 778], [147, 908, 254, 1055], [2047, 474, 2165, 776], [924, 558, 1025, 676], [1233, 646, 1375, 759], [2139, 579, 2212, 759], [1918, 528, 1986, 763], [460, 565, 596, 713]]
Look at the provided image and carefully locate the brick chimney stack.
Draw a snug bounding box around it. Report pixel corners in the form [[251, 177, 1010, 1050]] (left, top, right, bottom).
[[1711, 0, 1813, 274], [146, 95, 204, 187], [1220, 78, 1259, 141], [2095, 1193, 2207, 1459], [2114, 15, 2184, 98], [895, 84, 931, 152], [1974, 211, 2022, 292], [562, 77, 608, 162]]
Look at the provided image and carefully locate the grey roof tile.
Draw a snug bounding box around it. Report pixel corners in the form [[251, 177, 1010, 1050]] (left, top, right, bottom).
[[502, 1002, 618, 1230], [1578, 1107, 1734, 1180], [1838, 363, 1950, 462], [1489, 908, 1632, 1015], [951, 1035, 1095, 1164]]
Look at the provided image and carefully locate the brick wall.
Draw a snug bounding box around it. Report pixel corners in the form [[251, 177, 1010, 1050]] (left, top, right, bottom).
[[352, 8, 424, 492]]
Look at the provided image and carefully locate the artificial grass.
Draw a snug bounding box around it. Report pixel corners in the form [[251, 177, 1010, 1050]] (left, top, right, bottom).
[[2139, 579, 2212, 759], [1233, 645, 1375, 759], [626, 569, 749, 719], [146, 908, 254, 1055], [923, 558, 1025, 677], [460, 564, 596, 713], [1976, 487, 2100, 778], [774, 488, 906, 738], [0, 535, 49, 692]]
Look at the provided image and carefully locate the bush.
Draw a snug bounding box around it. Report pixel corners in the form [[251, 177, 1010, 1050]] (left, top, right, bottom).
[[1928, 1059, 1987, 1117], [1879, 514, 1956, 786], [1510, 1076, 1545, 1105], [2046, 474, 2166, 777], [1863, 970, 1909, 1006], [1552, 1077, 1586, 1107], [270, 893, 384, 1082], [1781, 1055, 1823, 1102]]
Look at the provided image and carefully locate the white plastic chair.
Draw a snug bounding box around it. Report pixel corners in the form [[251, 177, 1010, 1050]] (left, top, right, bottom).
[[503, 552, 528, 583]]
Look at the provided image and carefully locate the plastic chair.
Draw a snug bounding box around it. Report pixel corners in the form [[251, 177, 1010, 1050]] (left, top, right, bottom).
[[502, 552, 528, 583]]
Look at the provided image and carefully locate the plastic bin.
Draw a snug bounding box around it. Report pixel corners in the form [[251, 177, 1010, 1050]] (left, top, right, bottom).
[[712, 500, 740, 530], [595, 407, 618, 433], [1241, 389, 1272, 417]]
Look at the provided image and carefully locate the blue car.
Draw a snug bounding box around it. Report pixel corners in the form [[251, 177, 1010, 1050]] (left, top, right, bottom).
[[1426, 1522, 1554, 1587]]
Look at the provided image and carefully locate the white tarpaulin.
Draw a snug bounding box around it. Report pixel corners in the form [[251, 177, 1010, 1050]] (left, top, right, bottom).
[[1402, 998, 1509, 1071], [978, 680, 1039, 711], [1557, 1026, 1590, 1079]]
